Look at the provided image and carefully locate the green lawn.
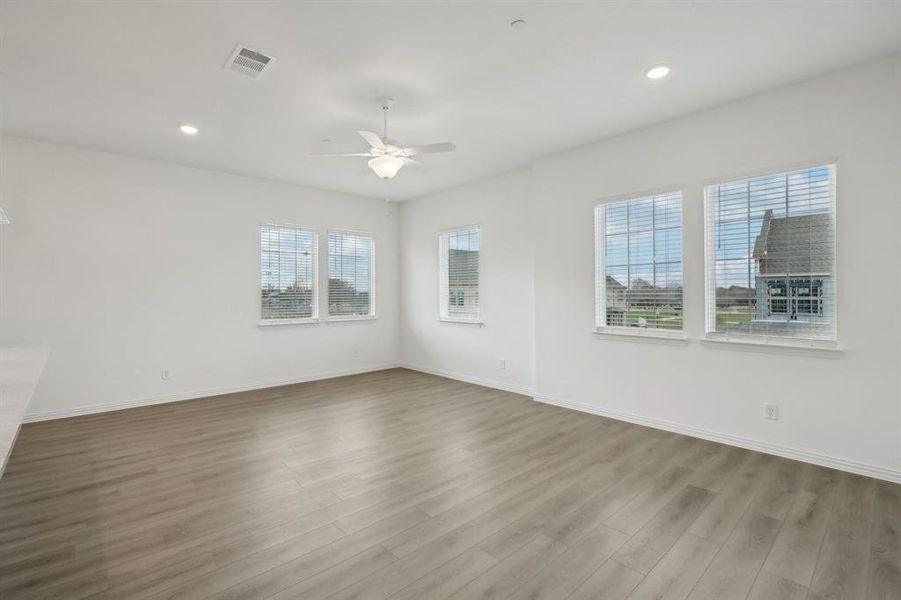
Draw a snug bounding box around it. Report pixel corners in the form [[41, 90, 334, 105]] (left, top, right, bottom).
[[623, 308, 683, 330], [614, 308, 753, 331], [716, 309, 753, 330]]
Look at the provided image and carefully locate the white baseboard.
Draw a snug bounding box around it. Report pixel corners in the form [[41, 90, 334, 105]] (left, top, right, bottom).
[[534, 394, 901, 484], [23, 363, 401, 423], [399, 363, 533, 397]]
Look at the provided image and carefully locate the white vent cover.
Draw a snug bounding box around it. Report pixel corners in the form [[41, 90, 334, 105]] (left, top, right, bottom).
[[224, 44, 274, 79]]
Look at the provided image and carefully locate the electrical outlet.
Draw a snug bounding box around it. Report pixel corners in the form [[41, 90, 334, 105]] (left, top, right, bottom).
[[499, 359, 506, 370], [764, 403, 779, 420], [352, 349, 359, 358], [161, 369, 170, 381]]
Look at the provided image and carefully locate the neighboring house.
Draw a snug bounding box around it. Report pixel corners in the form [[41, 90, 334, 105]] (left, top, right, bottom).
[[752, 209, 832, 323], [605, 275, 682, 326], [448, 248, 479, 315], [605, 275, 626, 326], [622, 277, 682, 309], [261, 284, 314, 318], [625, 277, 654, 308]]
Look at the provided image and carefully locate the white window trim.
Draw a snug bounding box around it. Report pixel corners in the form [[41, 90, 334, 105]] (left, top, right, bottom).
[[438, 225, 481, 325], [701, 335, 842, 357], [702, 162, 838, 347], [259, 222, 320, 325], [326, 228, 376, 321], [593, 327, 686, 342], [327, 314, 378, 323], [438, 317, 485, 326], [594, 188, 685, 340], [258, 317, 321, 327]]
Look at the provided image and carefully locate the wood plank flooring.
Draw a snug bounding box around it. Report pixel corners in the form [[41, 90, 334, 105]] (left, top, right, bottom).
[[0, 368, 897, 600]]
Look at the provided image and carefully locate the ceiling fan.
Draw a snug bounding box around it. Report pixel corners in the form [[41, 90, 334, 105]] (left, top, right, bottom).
[[313, 99, 455, 179]]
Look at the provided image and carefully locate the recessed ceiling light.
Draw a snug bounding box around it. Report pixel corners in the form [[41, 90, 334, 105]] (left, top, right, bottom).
[[645, 65, 670, 80], [179, 124, 199, 135], [510, 19, 526, 30]]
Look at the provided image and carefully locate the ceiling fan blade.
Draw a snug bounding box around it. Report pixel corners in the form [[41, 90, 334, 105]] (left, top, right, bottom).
[[357, 130, 385, 149], [402, 142, 455, 156], [310, 152, 374, 157]]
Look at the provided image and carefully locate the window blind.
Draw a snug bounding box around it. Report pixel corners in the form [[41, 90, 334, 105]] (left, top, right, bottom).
[[439, 227, 480, 321], [595, 191, 683, 331], [328, 231, 374, 318], [704, 164, 836, 341], [260, 224, 318, 321]]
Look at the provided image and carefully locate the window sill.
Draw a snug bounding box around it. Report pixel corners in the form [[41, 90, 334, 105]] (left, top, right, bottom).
[[439, 318, 484, 327], [700, 335, 842, 357], [326, 315, 377, 323], [593, 327, 687, 345], [258, 318, 320, 327]]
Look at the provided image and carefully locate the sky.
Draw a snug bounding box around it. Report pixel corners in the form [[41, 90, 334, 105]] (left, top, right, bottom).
[[261, 227, 372, 293]]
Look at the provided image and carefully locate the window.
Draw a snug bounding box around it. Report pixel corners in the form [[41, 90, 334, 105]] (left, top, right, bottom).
[[260, 224, 318, 323], [327, 231, 374, 318], [766, 280, 788, 315], [595, 191, 683, 333], [792, 278, 824, 316], [439, 227, 480, 322], [704, 164, 836, 342]]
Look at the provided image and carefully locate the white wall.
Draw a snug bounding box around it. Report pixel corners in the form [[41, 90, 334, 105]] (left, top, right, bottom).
[[0, 136, 400, 419], [532, 55, 901, 480], [401, 55, 901, 480], [399, 170, 533, 394]]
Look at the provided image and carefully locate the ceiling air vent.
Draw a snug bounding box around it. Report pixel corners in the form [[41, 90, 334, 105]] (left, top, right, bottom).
[[224, 44, 274, 79]]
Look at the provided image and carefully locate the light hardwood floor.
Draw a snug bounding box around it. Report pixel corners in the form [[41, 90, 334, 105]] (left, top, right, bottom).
[[0, 368, 898, 600]]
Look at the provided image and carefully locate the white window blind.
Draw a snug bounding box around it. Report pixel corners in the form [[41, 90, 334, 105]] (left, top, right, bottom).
[[328, 231, 374, 318], [595, 191, 683, 332], [704, 164, 836, 342], [439, 227, 480, 322], [260, 224, 318, 322]]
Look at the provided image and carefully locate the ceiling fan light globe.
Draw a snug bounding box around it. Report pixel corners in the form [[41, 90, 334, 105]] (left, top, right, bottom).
[[368, 155, 404, 179]]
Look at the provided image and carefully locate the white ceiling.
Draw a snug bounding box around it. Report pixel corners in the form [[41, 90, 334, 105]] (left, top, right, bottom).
[[2, 1, 900, 201]]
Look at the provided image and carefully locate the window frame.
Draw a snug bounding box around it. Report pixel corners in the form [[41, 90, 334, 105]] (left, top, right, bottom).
[[258, 221, 320, 326], [438, 225, 482, 325], [594, 188, 686, 341], [326, 228, 376, 322], [702, 161, 838, 349]]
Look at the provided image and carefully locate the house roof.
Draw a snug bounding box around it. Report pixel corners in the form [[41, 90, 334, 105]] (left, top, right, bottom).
[[753, 210, 833, 275], [605, 276, 626, 289], [630, 277, 653, 289]]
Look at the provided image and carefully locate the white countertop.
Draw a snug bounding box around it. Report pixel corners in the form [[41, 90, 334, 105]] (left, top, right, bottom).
[[0, 347, 49, 477]]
